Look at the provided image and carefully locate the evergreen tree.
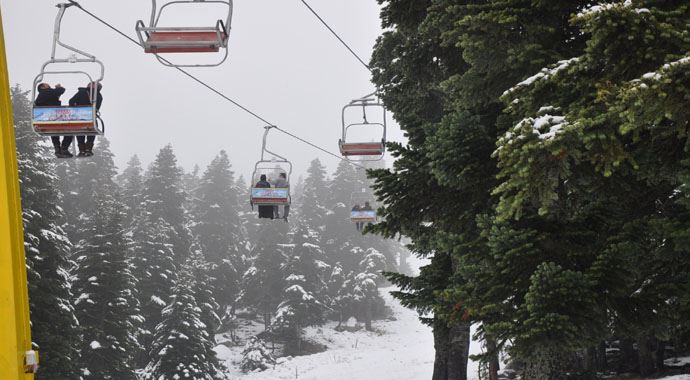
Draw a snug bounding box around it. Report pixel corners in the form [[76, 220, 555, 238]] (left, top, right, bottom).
[[118, 155, 144, 226], [240, 336, 275, 373], [12, 86, 80, 378], [192, 151, 243, 311], [73, 196, 140, 379], [352, 248, 386, 331], [143, 144, 192, 264], [238, 222, 289, 330], [274, 220, 329, 353], [487, 1, 690, 376], [188, 243, 222, 342], [143, 262, 227, 380], [299, 158, 329, 233], [129, 213, 178, 364]]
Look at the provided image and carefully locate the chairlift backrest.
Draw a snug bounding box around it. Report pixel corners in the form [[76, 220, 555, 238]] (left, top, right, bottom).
[[31, 3, 105, 137], [135, 0, 234, 67], [339, 94, 387, 161]]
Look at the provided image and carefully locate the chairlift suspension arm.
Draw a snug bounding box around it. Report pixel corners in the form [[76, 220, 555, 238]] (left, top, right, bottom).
[[52, 4, 96, 62]]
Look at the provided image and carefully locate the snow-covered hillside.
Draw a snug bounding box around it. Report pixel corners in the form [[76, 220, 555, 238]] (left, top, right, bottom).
[[215, 286, 488, 379]]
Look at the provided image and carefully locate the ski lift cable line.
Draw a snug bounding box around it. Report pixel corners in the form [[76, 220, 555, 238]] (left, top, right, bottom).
[[299, 0, 372, 73], [64, 0, 365, 169]]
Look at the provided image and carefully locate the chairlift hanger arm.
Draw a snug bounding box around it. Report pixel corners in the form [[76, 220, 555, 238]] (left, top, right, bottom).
[[53, 3, 97, 61]]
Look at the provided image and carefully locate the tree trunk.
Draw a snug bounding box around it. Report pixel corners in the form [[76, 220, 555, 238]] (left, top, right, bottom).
[[619, 338, 637, 373], [637, 335, 656, 376], [447, 322, 471, 380], [432, 320, 450, 380], [432, 318, 470, 380], [655, 338, 665, 371], [486, 335, 500, 380], [364, 298, 373, 331]]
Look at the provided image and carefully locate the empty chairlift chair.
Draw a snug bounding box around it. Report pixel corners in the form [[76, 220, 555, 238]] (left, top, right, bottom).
[[339, 94, 387, 161], [135, 0, 234, 67], [32, 3, 105, 137]]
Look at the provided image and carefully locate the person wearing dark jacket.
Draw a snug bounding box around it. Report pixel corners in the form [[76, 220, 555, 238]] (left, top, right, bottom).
[[352, 204, 364, 232], [69, 82, 103, 157], [35, 83, 73, 158], [255, 175, 274, 219]]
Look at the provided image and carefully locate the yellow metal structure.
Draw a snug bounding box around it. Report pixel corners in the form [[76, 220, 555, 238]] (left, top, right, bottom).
[[0, 6, 38, 379]]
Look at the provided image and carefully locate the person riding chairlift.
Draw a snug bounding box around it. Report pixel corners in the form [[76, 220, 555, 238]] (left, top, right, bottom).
[[35, 83, 72, 158], [69, 81, 103, 157], [271, 172, 289, 222], [255, 174, 274, 219], [352, 203, 364, 232]]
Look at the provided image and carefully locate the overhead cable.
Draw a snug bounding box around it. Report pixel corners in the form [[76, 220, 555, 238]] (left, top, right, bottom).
[[66, 0, 364, 169]]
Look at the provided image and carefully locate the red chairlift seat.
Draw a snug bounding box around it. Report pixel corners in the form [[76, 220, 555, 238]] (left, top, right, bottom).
[[144, 30, 228, 53], [339, 141, 385, 156]]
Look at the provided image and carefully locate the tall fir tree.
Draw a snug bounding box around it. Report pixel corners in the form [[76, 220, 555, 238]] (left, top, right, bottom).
[[192, 150, 243, 311], [143, 261, 227, 380], [118, 155, 144, 226], [129, 212, 178, 365], [72, 195, 140, 379], [143, 144, 192, 264], [12, 86, 81, 378], [238, 222, 289, 330], [299, 158, 329, 234]]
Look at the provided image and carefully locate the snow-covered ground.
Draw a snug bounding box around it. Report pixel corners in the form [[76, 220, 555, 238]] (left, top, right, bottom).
[[215, 287, 485, 379], [660, 376, 690, 380]]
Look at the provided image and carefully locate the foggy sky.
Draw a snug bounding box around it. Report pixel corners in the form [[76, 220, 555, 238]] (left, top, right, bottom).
[[1, 0, 403, 179]]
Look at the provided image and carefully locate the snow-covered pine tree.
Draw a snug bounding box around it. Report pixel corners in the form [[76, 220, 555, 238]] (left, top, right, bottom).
[[129, 212, 178, 365], [192, 151, 243, 311], [188, 242, 222, 342], [324, 160, 359, 268], [142, 144, 192, 264], [326, 263, 355, 329], [299, 158, 329, 234], [73, 195, 140, 379], [240, 336, 275, 373], [12, 86, 81, 378], [274, 219, 329, 353], [118, 155, 144, 226], [352, 248, 386, 331], [64, 137, 120, 249], [143, 261, 226, 380], [238, 222, 289, 330], [491, 1, 690, 376]]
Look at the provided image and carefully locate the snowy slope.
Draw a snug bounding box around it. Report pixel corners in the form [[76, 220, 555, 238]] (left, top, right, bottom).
[[216, 286, 486, 379]]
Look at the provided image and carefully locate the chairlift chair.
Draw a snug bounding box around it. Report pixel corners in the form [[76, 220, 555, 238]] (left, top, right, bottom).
[[250, 126, 293, 208], [135, 0, 233, 67], [350, 188, 376, 223], [339, 94, 386, 161], [31, 3, 105, 137]]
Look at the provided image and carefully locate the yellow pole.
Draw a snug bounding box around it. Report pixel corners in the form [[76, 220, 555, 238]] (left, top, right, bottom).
[[0, 5, 38, 379]]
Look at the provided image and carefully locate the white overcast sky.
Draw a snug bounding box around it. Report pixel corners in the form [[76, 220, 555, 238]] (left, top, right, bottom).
[[1, 0, 403, 178]]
